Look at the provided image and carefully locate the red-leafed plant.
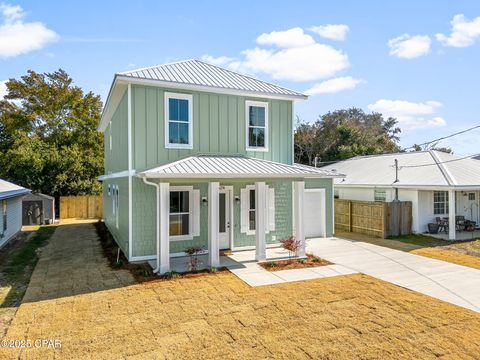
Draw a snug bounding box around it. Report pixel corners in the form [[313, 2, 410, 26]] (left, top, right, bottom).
[[279, 236, 301, 259]]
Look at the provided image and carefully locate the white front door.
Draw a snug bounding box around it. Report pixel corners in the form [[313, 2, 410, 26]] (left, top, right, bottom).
[[303, 189, 326, 238], [218, 189, 231, 250]]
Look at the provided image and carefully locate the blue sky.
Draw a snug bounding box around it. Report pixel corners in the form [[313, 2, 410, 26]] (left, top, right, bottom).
[[1, 1, 480, 155]]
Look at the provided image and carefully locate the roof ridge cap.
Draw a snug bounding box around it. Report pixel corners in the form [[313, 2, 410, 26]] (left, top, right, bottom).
[[430, 150, 457, 186]]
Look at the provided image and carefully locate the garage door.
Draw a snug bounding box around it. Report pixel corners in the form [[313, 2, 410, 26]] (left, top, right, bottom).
[[303, 190, 325, 238]]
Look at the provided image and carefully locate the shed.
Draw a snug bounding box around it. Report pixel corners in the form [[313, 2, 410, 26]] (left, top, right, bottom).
[[22, 193, 55, 225]]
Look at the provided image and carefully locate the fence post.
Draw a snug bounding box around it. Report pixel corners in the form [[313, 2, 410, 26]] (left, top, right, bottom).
[[348, 201, 352, 232]]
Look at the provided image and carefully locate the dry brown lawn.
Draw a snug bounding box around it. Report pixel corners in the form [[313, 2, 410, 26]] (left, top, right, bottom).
[[411, 247, 480, 270], [1, 271, 480, 360]]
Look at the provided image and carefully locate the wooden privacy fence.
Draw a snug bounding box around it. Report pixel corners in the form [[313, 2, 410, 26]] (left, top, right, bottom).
[[60, 196, 103, 219], [335, 199, 412, 238]]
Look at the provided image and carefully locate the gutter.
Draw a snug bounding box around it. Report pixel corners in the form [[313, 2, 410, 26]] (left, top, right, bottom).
[[142, 176, 161, 274]]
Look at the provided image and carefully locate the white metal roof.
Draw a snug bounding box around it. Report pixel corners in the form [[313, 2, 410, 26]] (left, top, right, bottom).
[[138, 155, 341, 179], [0, 179, 30, 200], [321, 150, 480, 189], [99, 59, 307, 132], [119, 59, 307, 99]]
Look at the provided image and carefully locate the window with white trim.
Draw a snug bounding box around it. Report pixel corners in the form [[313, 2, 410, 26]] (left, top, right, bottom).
[[246, 101, 268, 151], [165, 92, 193, 149], [374, 190, 386, 202], [433, 191, 449, 215], [169, 190, 192, 238], [469, 193, 475, 201], [249, 189, 256, 231], [2, 200, 7, 232]]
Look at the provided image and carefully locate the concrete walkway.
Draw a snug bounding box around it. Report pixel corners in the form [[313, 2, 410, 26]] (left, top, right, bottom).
[[307, 237, 480, 313], [223, 247, 357, 286]]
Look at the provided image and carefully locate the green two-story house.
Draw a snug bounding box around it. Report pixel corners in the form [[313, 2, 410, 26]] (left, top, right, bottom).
[[98, 59, 339, 274]]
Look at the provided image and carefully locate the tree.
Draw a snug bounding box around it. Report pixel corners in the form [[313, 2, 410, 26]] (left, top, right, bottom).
[[295, 108, 401, 166], [0, 69, 103, 197], [411, 141, 453, 153]]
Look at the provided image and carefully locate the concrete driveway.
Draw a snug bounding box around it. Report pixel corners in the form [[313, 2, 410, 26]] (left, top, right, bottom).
[[307, 237, 480, 313]]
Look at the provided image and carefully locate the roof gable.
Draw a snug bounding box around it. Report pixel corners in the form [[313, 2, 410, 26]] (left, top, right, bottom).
[[0, 179, 30, 200]]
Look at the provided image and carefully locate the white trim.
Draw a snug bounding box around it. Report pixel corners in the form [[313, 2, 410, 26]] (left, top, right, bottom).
[[448, 189, 456, 240], [169, 185, 194, 241], [127, 83, 133, 261], [245, 100, 269, 152], [244, 184, 256, 236], [294, 181, 305, 257], [159, 182, 170, 273], [130, 254, 157, 262], [218, 185, 234, 250], [208, 182, 220, 267], [164, 92, 193, 150], [255, 181, 266, 261], [119, 76, 306, 101], [98, 170, 135, 181]]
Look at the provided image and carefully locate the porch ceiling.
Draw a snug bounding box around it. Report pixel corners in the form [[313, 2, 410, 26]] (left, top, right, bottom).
[[138, 155, 344, 179]]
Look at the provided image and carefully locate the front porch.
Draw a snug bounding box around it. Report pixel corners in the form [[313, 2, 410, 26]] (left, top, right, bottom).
[[427, 230, 480, 241], [137, 155, 340, 274]]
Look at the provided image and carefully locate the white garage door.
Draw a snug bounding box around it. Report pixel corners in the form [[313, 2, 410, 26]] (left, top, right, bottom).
[[303, 190, 325, 238]]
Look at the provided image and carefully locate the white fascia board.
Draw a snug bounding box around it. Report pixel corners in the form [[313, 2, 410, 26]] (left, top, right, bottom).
[[334, 183, 480, 191], [138, 173, 335, 179], [0, 189, 31, 200], [115, 76, 308, 101], [98, 170, 135, 181], [98, 77, 127, 132]]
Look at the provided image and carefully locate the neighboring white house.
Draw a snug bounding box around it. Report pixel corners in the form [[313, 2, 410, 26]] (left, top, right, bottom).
[[0, 179, 30, 248], [321, 150, 480, 240]]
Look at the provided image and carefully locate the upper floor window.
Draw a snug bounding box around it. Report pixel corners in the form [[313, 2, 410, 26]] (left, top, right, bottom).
[[2, 200, 6, 232], [245, 101, 268, 151], [165, 92, 193, 149]]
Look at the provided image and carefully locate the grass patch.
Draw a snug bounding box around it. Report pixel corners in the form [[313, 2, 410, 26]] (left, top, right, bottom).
[[387, 234, 451, 247], [0, 226, 57, 308]]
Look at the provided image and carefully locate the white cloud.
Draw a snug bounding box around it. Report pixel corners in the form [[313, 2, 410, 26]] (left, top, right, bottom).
[[200, 55, 235, 66], [388, 34, 431, 58], [0, 3, 58, 58], [202, 27, 350, 82], [436, 14, 480, 47], [256, 27, 315, 48], [305, 76, 363, 95], [367, 99, 446, 130], [309, 24, 349, 41], [0, 80, 7, 99]]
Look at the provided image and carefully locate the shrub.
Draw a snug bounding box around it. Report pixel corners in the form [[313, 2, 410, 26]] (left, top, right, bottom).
[[265, 261, 278, 269], [279, 236, 301, 258], [162, 271, 180, 280], [184, 246, 204, 272]]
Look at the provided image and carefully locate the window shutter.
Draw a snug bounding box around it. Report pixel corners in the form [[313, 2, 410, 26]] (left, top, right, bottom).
[[240, 188, 249, 233], [268, 187, 275, 232], [193, 189, 200, 236]]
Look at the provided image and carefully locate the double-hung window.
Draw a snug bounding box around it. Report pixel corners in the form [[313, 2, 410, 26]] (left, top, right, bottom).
[[169, 189, 192, 239], [433, 191, 449, 215], [165, 92, 193, 149], [246, 101, 268, 151]]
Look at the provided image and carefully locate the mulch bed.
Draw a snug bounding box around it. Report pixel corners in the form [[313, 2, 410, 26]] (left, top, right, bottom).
[[259, 253, 332, 271]]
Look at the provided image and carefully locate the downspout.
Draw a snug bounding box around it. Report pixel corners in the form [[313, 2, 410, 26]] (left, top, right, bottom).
[[142, 176, 161, 274]]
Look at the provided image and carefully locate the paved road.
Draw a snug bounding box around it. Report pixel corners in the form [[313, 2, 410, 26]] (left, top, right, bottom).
[[308, 237, 480, 312]]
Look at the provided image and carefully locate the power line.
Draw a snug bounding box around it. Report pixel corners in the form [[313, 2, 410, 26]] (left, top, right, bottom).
[[399, 152, 480, 169], [403, 124, 480, 151]]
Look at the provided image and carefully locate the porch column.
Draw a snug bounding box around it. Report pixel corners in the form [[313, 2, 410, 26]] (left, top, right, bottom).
[[294, 181, 305, 257], [158, 182, 170, 274], [448, 189, 456, 240], [208, 182, 220, 267], [255, 181, 266, 261]]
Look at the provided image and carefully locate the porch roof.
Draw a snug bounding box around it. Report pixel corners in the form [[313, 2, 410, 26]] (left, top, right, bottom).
[[138, 155, 344, 179]]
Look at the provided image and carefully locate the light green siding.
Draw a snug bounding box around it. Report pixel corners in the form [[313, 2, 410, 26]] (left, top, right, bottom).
[[305, 178, 334, 237], [104, 91, 128, 174], [131, 85, 293, 172], [103, 177, 129, 256]]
